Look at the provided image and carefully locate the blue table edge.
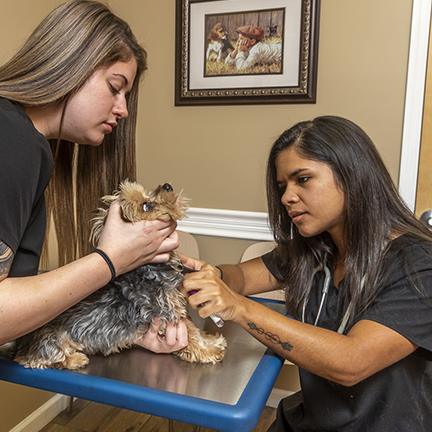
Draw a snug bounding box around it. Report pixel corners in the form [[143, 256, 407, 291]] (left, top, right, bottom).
[[0, 298, 286, 432]]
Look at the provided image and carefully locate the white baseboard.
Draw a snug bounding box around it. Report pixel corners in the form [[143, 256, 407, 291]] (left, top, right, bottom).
[[178, 207, 273, 241], [10, 394, 70, 432]]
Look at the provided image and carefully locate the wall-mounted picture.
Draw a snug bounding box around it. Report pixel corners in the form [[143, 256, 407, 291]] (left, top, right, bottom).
[[204, 8, 285, 77], [175, 0, 320, 106]]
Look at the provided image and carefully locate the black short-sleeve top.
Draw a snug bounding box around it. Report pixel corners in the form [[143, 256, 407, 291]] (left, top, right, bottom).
[[0, 97, 53, 276], [262, 234, 432, 431]]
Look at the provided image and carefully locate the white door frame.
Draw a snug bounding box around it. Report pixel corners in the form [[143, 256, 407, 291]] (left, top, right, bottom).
[[399, 0, 432, 211]]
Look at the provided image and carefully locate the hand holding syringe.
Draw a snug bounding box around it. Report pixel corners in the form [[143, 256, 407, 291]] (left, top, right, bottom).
[[182, 266, 224, 328], [188, 290, 224, 327]]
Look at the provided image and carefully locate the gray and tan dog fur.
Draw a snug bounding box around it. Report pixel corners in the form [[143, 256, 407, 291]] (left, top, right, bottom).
[[2, 181, 226, 370]]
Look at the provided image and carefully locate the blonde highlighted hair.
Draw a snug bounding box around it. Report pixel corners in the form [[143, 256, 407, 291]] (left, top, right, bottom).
[[0, 0, 148, 267]]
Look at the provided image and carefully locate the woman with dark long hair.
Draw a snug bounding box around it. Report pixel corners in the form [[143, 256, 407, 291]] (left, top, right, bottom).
[[181, 115, 432, 431], [0, 1, 187, 352]]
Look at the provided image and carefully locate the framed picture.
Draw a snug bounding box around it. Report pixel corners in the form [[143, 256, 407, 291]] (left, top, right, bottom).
[[175, 0, 321, 106]]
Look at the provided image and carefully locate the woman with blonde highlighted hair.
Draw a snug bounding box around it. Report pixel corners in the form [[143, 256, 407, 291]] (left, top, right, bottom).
[[0, 1, 188, 352]]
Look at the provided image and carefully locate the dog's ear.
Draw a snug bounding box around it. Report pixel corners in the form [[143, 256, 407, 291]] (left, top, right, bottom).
[[174, 191, 190, 218], [89, 190, 121, 246], [208, 29, 218, 41]]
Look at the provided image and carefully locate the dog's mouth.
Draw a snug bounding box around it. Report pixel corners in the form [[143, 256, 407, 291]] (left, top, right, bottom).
[[154, 214, 173, 222]]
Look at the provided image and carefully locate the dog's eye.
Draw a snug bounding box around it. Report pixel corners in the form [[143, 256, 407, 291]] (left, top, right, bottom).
[[163, 183, 173, 192], [143, 202, 152, 212]]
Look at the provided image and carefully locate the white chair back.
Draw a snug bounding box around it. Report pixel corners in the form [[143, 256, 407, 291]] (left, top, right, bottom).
[[177, 230, 200, 259], [241, 241, 277, 263], [241, 241, 285, 301]]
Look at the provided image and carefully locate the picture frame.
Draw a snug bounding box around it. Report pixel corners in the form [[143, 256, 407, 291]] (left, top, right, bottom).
[[175, 0, 321, 106]]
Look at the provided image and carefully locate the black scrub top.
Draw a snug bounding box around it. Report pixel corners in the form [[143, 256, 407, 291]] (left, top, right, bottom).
[[262, 234, 432, 431], [0, 97, 53, 276]]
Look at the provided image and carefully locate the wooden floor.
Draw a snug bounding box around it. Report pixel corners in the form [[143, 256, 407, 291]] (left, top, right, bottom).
[[40, 398, 276, 432]]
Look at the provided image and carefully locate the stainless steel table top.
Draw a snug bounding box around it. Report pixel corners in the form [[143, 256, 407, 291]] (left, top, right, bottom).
[[0, 299, 286, 431], [79, 300, 286, 405]]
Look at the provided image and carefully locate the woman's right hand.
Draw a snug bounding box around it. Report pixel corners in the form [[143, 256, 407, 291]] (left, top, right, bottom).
[[178, 256, 244, 323], [96, 201, 179, 275], [178, 254, 208, 272]]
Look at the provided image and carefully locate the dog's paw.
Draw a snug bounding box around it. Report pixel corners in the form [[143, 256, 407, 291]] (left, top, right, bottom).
[[174, 332, 227, 364], [58, 352, 90, 370], [15, 351, 89, 370]]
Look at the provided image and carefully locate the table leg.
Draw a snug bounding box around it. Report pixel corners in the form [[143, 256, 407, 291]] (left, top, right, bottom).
[[67, 396, 74, 414]]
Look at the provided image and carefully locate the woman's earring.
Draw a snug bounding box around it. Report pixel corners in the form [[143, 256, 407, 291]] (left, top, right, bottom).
[[290, 221, 294, 240]]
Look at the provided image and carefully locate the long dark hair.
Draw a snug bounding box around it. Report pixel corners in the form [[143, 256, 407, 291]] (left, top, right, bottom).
[[266, 115, 432, 329]]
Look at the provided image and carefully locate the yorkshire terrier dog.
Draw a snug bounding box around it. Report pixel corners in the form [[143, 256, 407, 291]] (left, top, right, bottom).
[[2, 181, 226, 370]]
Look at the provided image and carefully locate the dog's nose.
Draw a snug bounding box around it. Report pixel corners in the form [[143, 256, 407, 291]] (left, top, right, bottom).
[[163, 183, 173, 192]]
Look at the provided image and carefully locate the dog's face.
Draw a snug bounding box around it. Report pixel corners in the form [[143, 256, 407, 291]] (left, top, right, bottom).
[[214, 23, 227, 38], [209, 23, 228, 41], [118, 181, 188, 223], [90, 181, 189, 245]]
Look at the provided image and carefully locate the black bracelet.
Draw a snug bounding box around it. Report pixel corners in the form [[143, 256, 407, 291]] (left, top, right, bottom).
[[215, 265, 224, 280], [93, 248, 116, 281]]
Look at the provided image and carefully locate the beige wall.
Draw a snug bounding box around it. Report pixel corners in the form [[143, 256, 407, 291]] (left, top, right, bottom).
[[123, 0, 411, 209], [111, 0, 413, 264], [0, 0, 414, 429]]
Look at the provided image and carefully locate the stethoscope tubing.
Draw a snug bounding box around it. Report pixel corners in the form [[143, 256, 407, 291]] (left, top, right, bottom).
[[314, 264, 332, 326], [301, 261, 354, 334]]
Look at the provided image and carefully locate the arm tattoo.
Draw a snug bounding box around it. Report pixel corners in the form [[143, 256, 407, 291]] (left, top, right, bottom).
[[248, 322, 293, 352], [0, 240, 14, 277]]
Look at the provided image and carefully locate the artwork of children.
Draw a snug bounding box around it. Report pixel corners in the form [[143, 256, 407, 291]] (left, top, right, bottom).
[[204, 8, 285, 77]]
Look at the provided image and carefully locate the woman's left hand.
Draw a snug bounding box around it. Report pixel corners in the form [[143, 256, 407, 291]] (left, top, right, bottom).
[[136, 317, 188, 353]]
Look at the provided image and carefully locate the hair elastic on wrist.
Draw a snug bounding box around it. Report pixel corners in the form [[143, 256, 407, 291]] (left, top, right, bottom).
[[93, 248, 116, 281], [215, 265, 224, 280]]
